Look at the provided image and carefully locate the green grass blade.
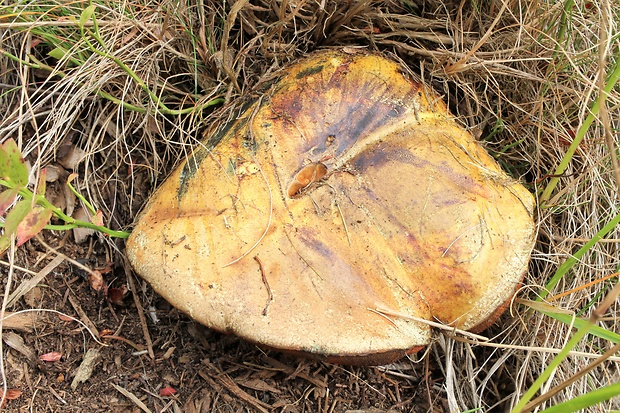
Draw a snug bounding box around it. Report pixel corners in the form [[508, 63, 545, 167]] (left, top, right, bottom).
[[538, 209, 620, 301], [540, 57, 620, 204], [511, 321, 594, 413], [537, 381, 620, 413], [537, 310, 620, 343]]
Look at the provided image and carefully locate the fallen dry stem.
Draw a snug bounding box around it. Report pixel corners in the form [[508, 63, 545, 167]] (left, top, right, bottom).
[[371, 307, 490, 342], [5, 255, 64, 308], [597, 0, 620, 197], [111, 383, 152, 413], [548, 271, 619, 302], [522, 340, 620, 412], [454, 336, 620, 362], [2, 308, 106, 345], [123, 257, 154, 359], [0, 311, 38, 332]]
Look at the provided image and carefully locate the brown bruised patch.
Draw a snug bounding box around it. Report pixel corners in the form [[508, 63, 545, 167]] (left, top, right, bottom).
[[265, 56, 418, 166], [350, 139, 490, 201]]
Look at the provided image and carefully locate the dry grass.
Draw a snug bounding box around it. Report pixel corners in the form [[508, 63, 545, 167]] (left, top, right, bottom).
[[1, 0, 620, 411]]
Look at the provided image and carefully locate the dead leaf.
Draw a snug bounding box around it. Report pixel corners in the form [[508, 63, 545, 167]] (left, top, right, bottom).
[[23, 286, 43, 307], [44, 164, 63, 182], [88, 270, 104, 291], [39, 351, 62, 362], [58, 314, 74, 322], [106, 286, 128, 305], [0, 388, 22, 408], [90, 210, 104, 226], [3, 331, 36, 361], [63, 183, 76, 217], [97, 262, 114, 274], [71, 348, 100, 390], [159, 387, 177, 397], [16, 206, 53, 246], [1, 389, 22, 399], [72, 207, 95, 243], [59, 146, 87, 170]]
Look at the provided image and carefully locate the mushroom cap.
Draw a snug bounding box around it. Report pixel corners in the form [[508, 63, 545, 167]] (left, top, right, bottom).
[[126, 49, 536, 365]]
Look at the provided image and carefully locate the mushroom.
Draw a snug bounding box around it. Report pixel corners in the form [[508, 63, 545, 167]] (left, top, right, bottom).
[[126, 49, 536, 365]]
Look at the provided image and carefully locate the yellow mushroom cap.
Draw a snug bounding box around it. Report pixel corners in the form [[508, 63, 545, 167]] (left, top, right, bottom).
[[126, 49, 536, 365]]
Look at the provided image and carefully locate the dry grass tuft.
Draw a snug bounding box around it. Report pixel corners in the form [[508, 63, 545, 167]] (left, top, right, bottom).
[[1, 0, 619, 411]]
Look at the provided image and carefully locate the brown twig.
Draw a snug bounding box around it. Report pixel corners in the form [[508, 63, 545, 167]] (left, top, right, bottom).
[[100, 334, 145, 352], [522, 341, 620, 413], [200, 361, 271, 413], [122, 256, 154, 359], [257, 356, 327, 388], [216, 374, 271, 413], [67, 294, 99, 338]]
